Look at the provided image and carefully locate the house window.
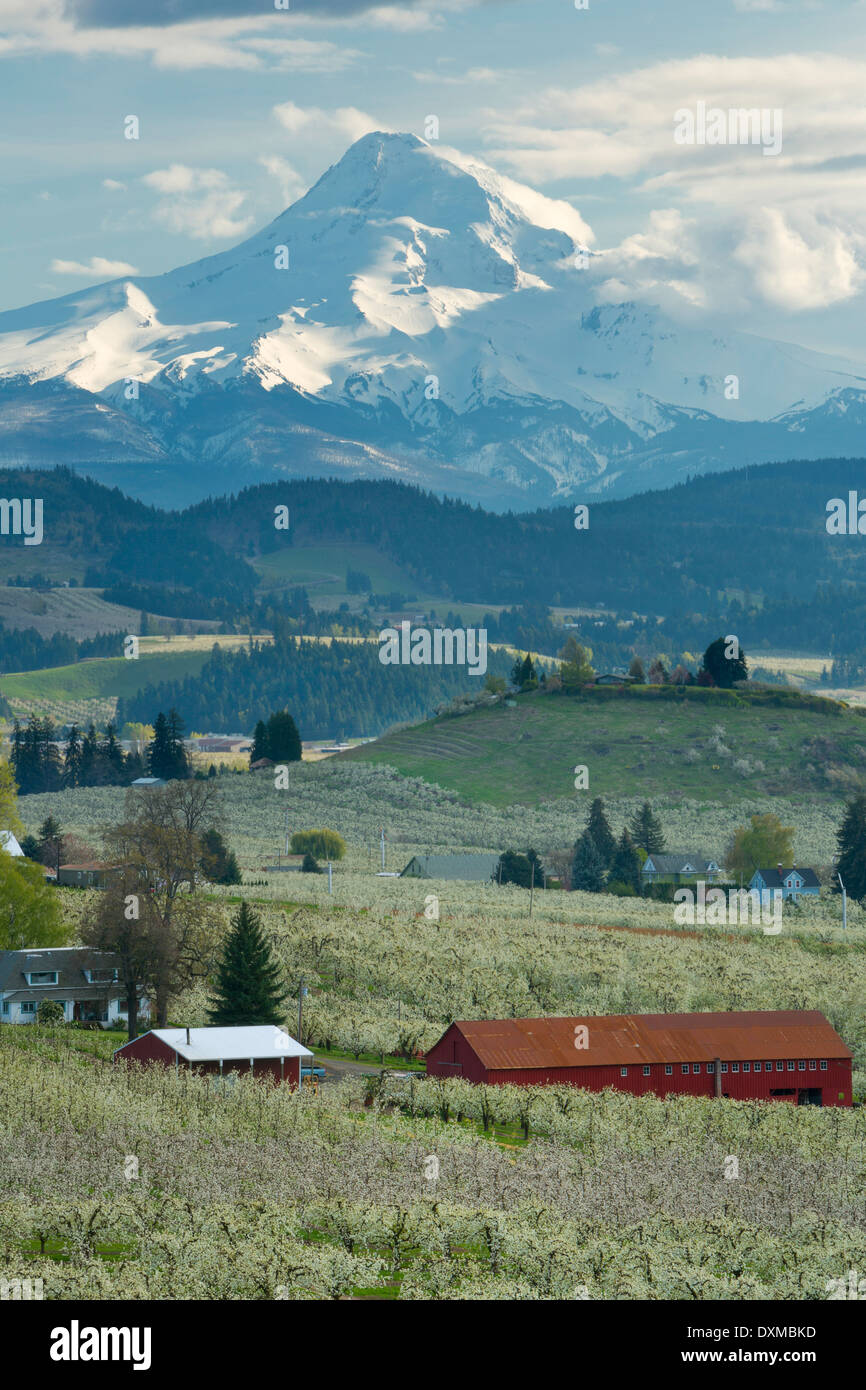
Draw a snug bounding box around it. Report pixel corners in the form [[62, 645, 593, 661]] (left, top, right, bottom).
[[20, 1001, 36, 1014], [86, 969, 118, 984], [809, 1061, 816, 1071], [787, 1061, 795, 1071], [743, 1062, 750, 1072], [732, 1063, 739, 1073], [820, 1061, 828, 1071], [642, 1065, 650, 1076], [1, 1000, 8, 1014], [665, 1064, 672, 1075], [620, 1067, 628, 1077], [681, 1064, 689, 1074], [721, 1063, 728, 1073], [26, 971, 58, 986], [798, 1060, 806, 1071]]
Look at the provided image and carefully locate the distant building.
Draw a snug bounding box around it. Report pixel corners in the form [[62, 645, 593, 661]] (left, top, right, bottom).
[[191, 738, 249, 753], [131, 777, 165, 788], [400, 853, 501, 882], [249, 757, 274, 771], [641, 853, 722, 886], [57, 862, 121, 889], [749, 866, 820, 903], [426, 1011, 852, 1106], [114, 1025, 312, 1087], [0, 947, 149, 1027], [264, 856, 305, 873], [594, 673, 637, 686], [0, 831, 23, 857]]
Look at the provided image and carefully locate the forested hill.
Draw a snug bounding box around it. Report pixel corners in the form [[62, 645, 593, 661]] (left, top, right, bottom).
[[5, 457, 866, 620], [116, 638, 516, 740], [185, 457, 866, 613]]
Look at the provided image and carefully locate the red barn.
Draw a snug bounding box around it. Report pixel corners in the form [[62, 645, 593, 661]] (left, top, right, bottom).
[[426, 1010, 853, 1107], [114, 1025, 313, 1087]]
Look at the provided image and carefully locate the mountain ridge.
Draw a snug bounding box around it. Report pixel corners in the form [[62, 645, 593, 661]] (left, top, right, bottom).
[[2, 131, 866, 507]]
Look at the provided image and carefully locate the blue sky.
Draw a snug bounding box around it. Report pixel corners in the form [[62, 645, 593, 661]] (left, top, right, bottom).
[[3, 0, 866, 356]]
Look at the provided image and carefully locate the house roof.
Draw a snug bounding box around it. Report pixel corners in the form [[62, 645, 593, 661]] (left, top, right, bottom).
[[0, 831, 23, 856], [119, 1025, 313, 1061], [59, 861, 117, 872], [643, 853, 718, 873], [752, 867, 820, 888], [434, 1010, 850, 1070], [0, 947, 120, 997], [400, 853, 501, 881]]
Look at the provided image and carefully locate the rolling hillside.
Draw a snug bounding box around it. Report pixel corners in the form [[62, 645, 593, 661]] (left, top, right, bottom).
[[342, 686, 866, 808]]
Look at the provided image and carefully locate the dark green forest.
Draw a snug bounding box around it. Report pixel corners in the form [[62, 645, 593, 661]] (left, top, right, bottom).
[[116, 637, 516, 739]]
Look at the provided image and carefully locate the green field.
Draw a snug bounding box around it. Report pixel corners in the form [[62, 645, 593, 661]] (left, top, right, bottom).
[[342, 687, 866, 807], [0, 648, 212, 723]]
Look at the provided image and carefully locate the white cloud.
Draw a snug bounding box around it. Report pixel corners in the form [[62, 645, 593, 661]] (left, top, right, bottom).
[[733, 208, 865, 309], [102, 178, 126, 191], [142, 165, 253, 241], [258, 154, 307, 207], [272, 101, 382, 143], [50, 255, 140, 276]]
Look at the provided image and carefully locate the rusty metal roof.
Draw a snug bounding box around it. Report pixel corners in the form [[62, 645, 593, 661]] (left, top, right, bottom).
[[446, 1011, 851, 1070]]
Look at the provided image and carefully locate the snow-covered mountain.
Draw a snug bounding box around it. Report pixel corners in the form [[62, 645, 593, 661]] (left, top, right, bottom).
[[2, 130, 866, 508]]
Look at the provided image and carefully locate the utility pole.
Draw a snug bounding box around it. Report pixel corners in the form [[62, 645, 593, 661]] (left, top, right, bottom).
[[297, 977, 305, 1042], [327, 860, 333, 895], [380, 825, 386, 872], [529, 860, 535, 918], [838, 872, 848, 930], [284, 807, 290, 857]]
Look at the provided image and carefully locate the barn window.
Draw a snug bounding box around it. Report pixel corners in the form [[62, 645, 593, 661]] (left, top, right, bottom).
[[642, 1065, 650, 1076], [798, 1060, 806, 1071], [620, 1067, 627, 1077], [692, 1064, 700, 1074], [665, 1064, 672, 1075], [721, 1063, 728, 1073], [776, 1061, 784, 1071], [809, 1061, 816, 1071], [787, 1061, 795, 1071], [681, 1064, 688, 1074], [743, 1062, 750, 1072], [732, 1063, 739, 1072], [820, 1061, 828, 1071], [706, 1063, 713, 1073]]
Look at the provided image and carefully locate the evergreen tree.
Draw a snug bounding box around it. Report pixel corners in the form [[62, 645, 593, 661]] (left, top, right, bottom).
[[835, 793, 866, 901], [510, 653, 537, 691], [609, 828, 642, 895], [571, 830, 606, 892], [586, 798, 616, 870], [301, 851, 322, 874], [199, 828, 241, 885], [628, 801, 665, 855], [250, 720, 268, 763], [266, 709, 302, 762], [701, 636, 748, 688], [493, 850, 534, 888], [63, 724, 83, 788], [147, 709, 190, 781], [207, 901, 286, 1026]]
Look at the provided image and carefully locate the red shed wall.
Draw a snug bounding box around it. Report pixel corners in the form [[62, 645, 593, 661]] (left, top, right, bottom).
[[113, 1036, 300, 1086], [481, 1057, 851, 1106], [426, 1024, 488, 1083]]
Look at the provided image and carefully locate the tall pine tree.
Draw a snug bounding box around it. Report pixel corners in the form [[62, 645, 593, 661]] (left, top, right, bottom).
[[628, 801, 665, 854], [609, 828, 642, 895], [586, 798, 616, 870], [207, 901, 286, 1026], [835, 793, 866, 901], [571, 830, 606, 892]]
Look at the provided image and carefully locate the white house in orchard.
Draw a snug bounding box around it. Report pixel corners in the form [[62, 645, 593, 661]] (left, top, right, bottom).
[[0, 948, 149, 1026]]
